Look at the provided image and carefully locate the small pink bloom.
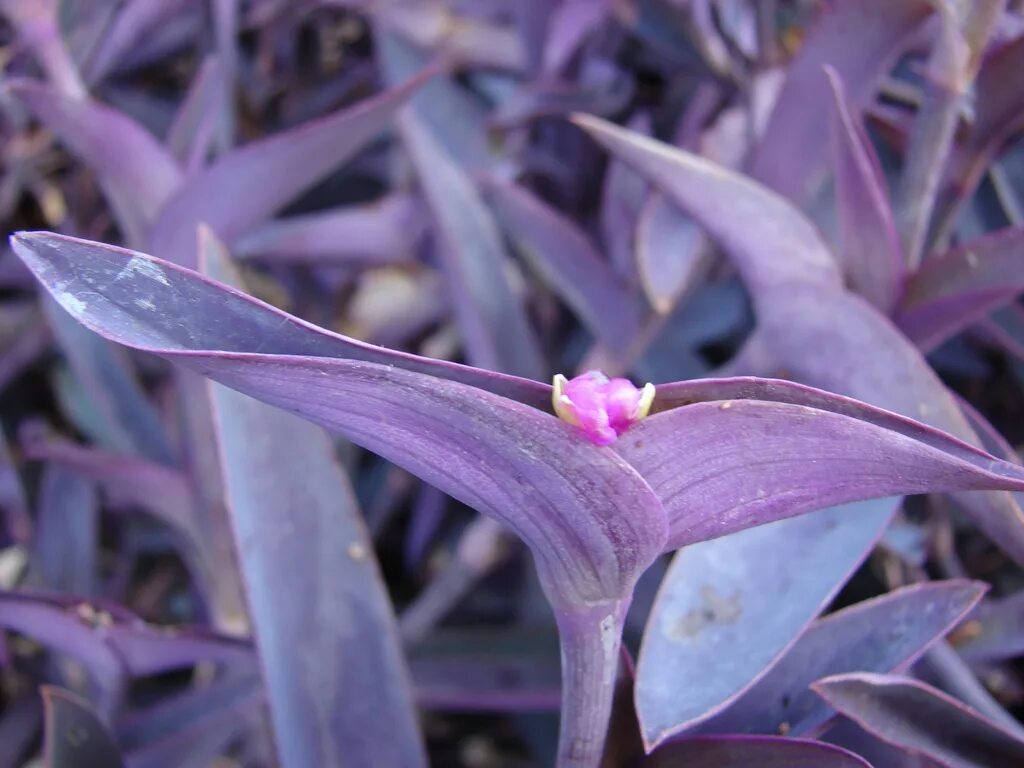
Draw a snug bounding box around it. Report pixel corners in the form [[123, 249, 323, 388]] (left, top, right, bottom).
[[552, 371, 655, 446]]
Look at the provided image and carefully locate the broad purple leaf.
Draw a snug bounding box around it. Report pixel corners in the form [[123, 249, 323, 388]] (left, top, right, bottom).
[[41, 686, 124, 768], [631, 501, 894, 749], [234, 193, 427, 264], [11, 233, 549, 408], [813, 672, 1024, 768], [599, 112, 650, 284], [826, 66, 903, 312], [572, 113, 842, 295], [618, 394, 1024, 549], [484, 179, 643, 354], [749, 0, 933, 200], [34, 463, 98, 595], [10, 81, 182, 247], [200, 232, 427, 768], [648, 734, 872, 768], [896, 226, 1024, 350], [146, 70, 433, 267], [757, 285, 1024, 567], [692, 580, 986, 737], [398, 112, 544, 378]]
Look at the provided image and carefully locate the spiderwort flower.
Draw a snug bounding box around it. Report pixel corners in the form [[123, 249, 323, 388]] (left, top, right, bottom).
[[553, 371, 655, 445], [15, 232, 1024, 768]]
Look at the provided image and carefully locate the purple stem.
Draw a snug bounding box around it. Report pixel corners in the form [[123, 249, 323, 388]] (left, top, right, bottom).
[[554, 598, 630, 768]]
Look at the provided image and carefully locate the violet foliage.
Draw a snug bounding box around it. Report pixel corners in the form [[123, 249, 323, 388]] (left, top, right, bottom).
[[2, 2, 1024, 767]]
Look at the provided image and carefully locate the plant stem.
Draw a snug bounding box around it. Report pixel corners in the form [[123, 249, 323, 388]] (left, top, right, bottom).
[[554, 598, 630, 768]]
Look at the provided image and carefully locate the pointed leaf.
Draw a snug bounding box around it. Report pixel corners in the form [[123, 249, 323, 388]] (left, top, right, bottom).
[[10, 232, 665, 608], [484, 180, 643, 353], [756, 285, 1024, 567], [813, 672, 1024, 768], [146, 70, 434, 267], [200, 231, 427, 767], [693, 580, 987, 737], [748, 0, 933, 200], [633, 501, 894, 749], [165, 54, 223, 162], [572, 113, 841, 295], [636, 193, 709, 315], [619, 393, 1024, 549], [897, 226, 1024, 350], [399, 112, 544, 377], [826, 66, 903, 312], [648, 734, 872, 768], [41, 686, 124, 768], [12, 232, 549, 408]]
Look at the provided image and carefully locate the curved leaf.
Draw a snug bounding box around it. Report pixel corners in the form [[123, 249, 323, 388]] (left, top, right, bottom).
[[813, 672, 1024, 768], [692, 580, 987, 737], [649, 734, 871, 768], [826, 66, 903, 312]]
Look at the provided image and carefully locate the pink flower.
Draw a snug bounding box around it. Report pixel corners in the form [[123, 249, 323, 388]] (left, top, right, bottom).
[[552, 371, 656, 446]]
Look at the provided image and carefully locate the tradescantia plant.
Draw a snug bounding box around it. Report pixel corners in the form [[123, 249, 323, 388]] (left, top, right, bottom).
[[14, 230, 1024, 766]]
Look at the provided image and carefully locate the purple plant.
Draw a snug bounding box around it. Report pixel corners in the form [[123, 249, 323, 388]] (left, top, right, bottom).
[[3, 2, 1024, 767]]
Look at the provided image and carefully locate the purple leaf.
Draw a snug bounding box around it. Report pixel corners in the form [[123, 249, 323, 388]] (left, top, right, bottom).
[[749, 0, 933, 200], [41, 686, 124, 768], [631, 501, 894, 749], [636, 192, 709, 315], [0, 428, 31, 545], [619, 390, 1024, 549], [199, 230, 427, 767], [896, 226, 1024, 350], [10, 232, 549, 407], [146, 69, 434, 267], [692, 580, 987, 737], [484, 179, 643, 354], [398, 112, 545, 377], [572, 113, 842, 295], [813, 672, 1024, 768], [648, 734, 872, 768], [825, 66, 904, 313], [234, 193, 428, 264], [10, 81, 182, 247], [34, 463, 98, 595]]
